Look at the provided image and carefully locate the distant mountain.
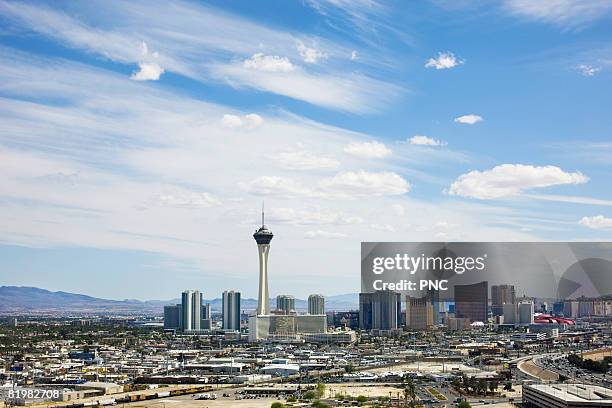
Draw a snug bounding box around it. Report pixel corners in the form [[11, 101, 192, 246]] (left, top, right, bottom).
[[0, 286, 358, 315]]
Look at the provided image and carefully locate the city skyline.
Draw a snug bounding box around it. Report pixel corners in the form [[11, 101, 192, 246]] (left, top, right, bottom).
[[1, 1, 612, 299]]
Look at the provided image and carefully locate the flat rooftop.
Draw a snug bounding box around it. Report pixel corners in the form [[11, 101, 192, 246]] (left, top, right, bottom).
[[526, 383, 612, 403]]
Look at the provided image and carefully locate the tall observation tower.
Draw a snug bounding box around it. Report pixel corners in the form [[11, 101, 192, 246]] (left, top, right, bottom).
[[253, 204, 273, 315]]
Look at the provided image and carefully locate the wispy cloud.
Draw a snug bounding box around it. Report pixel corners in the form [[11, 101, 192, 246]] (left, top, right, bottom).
[[0, 0, 399, 113], [502, 0, 612, 28], [454, 114, 483, 125], [409, 135, 447, 147]]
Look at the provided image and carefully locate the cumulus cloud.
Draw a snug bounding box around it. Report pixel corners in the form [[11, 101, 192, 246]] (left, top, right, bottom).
[[244, 171, 410, 199], [449, 164, 588, 199], [320, 170, 410, 197], [579, 215, 612, 229], [130, 62, 165, 81], [425, 51, 464, 70], [304, 230, 347, 239], [351, 50, 359, 60], [243, 53, 295, 72], [297, 41, 327, 63], [409, 135, 447, 147], [220, 113, 263, 129], [344, 141, 392, 159], [454, 114, 483, 125], [158, 192, 221, 208], [578, 64, 600, 76], [273, 149, 339, 171]]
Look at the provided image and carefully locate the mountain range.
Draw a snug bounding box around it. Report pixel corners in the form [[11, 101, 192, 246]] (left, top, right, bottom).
[[0, 286, 358, 315]]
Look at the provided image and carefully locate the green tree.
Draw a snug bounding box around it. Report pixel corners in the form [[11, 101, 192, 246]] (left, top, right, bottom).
[[317, 382, 325, 398], [271, 403, 284, 408], [356, 395, 368, 403], [303, 391, 317, 400], [489, 380, 498, 394], [458, 401, 471, 408]]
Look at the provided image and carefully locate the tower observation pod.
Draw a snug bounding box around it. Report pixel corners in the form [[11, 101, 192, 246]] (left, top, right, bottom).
[[253, 205, 273, 315]]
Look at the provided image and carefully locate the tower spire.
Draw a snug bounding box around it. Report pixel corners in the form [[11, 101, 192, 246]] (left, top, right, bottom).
[[262, 201, 265, 227]]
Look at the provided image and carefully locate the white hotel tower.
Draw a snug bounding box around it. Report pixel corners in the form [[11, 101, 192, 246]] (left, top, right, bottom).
[[253, 208, 273, 315], [248, 206, 326, 341]]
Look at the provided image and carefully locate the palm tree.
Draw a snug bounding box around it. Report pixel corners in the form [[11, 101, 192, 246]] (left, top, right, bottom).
[[402, 377, 416, 406]]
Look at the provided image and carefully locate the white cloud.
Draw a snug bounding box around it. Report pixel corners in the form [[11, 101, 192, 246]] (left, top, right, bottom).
[[503, 0, 612, 27], [0, 1, 400, 113], [220, 113, 263, 129], [409, 135, 447, 147], [273, 149, 339, 171], [449, 164, 588, 199], [269, 207, 363, 225], [344, 141, 392, 159], [304, 230, 347, 239], [212, 61, 400, 113], [370, 223, 395, 232], [158, 192, 221, 208], [351, 50, 359, 60], [454, 114, 483, 125], [320, 171, 410, 197], [578, 64, 600, 76], [579, 215, 612, 229], [425, 51, 464, 70], [130, 62, 164, 81], [391, 203, 405, 216], [244, 170, 409, 199], [243, 53, 296, 73], [242, 176, 316, 199], [297, 41, 327, 63]]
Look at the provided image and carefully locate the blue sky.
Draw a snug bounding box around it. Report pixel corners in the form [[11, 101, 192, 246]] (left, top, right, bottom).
[[0, 0, 611, 300]]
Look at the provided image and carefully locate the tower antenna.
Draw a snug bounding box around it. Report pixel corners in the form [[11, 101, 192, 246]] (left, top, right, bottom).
[[262, 201, 265, 227]]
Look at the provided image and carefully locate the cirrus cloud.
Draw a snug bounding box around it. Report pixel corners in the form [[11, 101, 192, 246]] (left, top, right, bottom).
[[449, 164, 588, 199], [273, 149, 339, 171], [244, 170, 410, 199], [304, 230, 347, 239], [220, 113, 263, 129]]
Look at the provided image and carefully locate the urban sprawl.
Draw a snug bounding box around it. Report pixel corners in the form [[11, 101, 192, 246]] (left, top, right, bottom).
[[1, 219, 611, 408]]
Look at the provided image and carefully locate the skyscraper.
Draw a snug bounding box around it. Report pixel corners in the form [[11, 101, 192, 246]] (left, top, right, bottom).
[[192, 290, 202, 331], [276, 295, 295, 314], [308, 294, 325, 315], [454, 281, 488, 323], [222, 290, 241, 331], [359, 291, 401, 331], [181, 290, 194, 331], [253, 205, 273, 316], [491, 284, 516, 316], [405, 294, 434, 330], [248, 210, 326, 341], [164, 304, 181, 330], [181, 290, 203, 332]]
